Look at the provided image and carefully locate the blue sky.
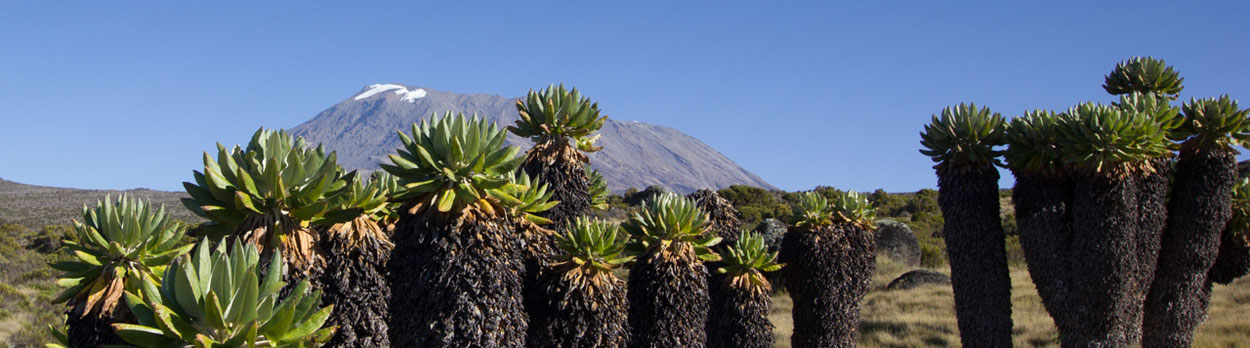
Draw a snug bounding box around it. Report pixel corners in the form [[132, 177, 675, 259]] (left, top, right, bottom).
[[1, 1, 1248, 193]]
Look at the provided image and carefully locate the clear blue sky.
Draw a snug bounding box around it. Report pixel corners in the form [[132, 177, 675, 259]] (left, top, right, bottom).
[[1, 1, 1248, 193]]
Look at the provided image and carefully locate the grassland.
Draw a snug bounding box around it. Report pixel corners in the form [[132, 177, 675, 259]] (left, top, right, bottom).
[[0, 178, 200, 228], [768, 255, 1250, 347]]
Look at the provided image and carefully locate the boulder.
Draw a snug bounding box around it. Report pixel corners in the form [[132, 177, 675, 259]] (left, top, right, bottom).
[[886, 270, 951, 290], [753, 218, 787, 253], [874, 220, 921, 266]]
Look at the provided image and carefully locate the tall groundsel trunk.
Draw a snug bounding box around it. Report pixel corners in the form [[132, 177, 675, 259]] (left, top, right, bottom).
[[622, 193, 721, 348], [709, 230, 782, 348], [1143, 145, 1236, 347], [780, 190, 876, 348], [707, 277, 773, 348], [389, 211, 527, 347], [381, 113, 531, 347], [513, 100, 600, 335], [520, 142, 592, 233], [318, 217, 392, 348], [1127, 157, 1172, 343], [921, 103, 1012, 347], [1209, 176, 1250, 284], [1208, 223, 1250, 285], [527, 264, 629, 348], [937, 165, 1013, 347], [1011, 172, 1075, 337], [519, 221, 558, 332], [627, 247, 710, 348], [688, 189, 743, 343], [780, 225, 876, 348], [1142, 95, 1248, 347], [1064, 170, 1141, 346], [527, 217, 630, 348]]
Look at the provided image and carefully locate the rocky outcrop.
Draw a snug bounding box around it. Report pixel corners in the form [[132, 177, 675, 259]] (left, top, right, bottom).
[[886, 270, 951, 290], [874, 220, 921, 266]]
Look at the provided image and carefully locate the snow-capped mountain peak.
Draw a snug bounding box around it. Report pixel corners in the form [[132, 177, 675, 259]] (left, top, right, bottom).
[[354, 84, 427, 103]]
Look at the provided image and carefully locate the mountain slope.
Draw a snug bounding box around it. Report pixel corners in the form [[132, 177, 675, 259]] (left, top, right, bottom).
[[0, 178, 198, 227], [289, 84, 775, 193]]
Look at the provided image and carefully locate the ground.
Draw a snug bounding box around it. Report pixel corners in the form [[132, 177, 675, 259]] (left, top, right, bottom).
[[769, 256, 1250, 347]]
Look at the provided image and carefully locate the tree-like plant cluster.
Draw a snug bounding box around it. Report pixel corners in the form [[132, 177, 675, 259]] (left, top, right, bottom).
[[38, 85, 812, 348], [920, 56, 1250, 347]]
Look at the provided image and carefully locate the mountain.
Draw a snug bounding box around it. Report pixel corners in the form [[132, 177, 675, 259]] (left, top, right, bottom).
[[289, 84, 776, 193]]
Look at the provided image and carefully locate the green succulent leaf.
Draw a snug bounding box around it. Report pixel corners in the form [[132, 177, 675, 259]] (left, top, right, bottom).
[[716, 230, 784, 290], [1004, 110, 1066, 173], [1056, 102, 1173, 174], [1102, 56, 1184, 100], [490, 171, 559, 223], [792, 190, 876, 230], [587, 169, 610, 210], [182, 128, 354, 235], [919, 103, 1006, 171], [116, 240, 335, 347], [509, 84, 608, 153], [621, 192, 720, 261], [556, 217, 634, 271], [51, 195, 191, 319], [1172, 95, 1250, 149], [384, 112, 524, 217], [1117, 92, 1183, 132]]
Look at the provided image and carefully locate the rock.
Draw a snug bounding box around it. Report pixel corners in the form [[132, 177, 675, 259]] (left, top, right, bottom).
[[753, 218, 787, 253], [754, 218, 788, 289], [874, 220, 921, 266], [886, 270, 951, 290]]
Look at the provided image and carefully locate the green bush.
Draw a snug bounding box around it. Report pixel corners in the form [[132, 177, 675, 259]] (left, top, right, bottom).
[[717, 185, 793, 226], [918, 234, 948, 268]]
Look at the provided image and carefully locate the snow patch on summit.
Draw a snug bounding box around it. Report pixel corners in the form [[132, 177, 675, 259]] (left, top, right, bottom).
[[354, 84, 427, 103]]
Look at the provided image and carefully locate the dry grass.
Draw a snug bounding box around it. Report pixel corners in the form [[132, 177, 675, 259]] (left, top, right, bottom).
[[769, 256, 1250, 347], [1194, 277, 1250, 347]]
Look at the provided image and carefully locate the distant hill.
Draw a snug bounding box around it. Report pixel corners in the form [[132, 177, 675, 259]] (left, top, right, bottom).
[[289, 84, 776, 193], [0, 178, 198, 227]]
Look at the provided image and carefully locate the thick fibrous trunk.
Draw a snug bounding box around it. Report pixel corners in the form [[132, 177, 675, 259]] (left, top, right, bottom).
[[687, 189, 744, 343], [520, 143, 592, 336], [1208, 161, 1250, 285], [937, 166, 1012, 348], [1064, 171, 1140, 346], [1012, 172, 1075, 337], [66, 304, 127, 348], [318, 220, 392, 348], [388, 212, 526, 348], [707, 280, 773, 348], [627, 250, 709, 348], [687, 189, 742, 246], [1208, 228, 1250, 285], [1144, 146, 1236, 347], [1127, 158, 1173, 343], [526, 267, 629, 348], [779, 224, 875, 348], [520, 144, 591, 233], [519, 223, 558, 340]]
